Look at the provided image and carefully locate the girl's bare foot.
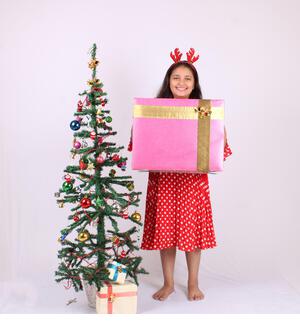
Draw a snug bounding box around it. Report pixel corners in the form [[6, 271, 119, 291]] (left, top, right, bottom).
[[152, 285, 175, 301], [187, 284, 205, 301]]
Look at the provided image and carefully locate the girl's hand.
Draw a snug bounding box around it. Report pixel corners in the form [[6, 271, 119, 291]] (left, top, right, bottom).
[[224, 127, 228, 148]]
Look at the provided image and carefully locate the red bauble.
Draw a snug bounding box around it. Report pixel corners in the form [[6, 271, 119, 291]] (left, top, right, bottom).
[[80, 197, 91, 209], [98, 137, 103, 144], [77, 101, 83, 112], [73, 215, 80, 222], [90, 131, 96, 140], [120, 250, 126, 258], [112, 154, 120, 161], [64, 174, 72, 183], [79, 160, 87, 170], [122, 212, 129, 219]]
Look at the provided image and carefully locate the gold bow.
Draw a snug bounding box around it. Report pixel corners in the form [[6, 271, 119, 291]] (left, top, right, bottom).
[[108, 293, 116, 303], [194, 106, 212, 119]]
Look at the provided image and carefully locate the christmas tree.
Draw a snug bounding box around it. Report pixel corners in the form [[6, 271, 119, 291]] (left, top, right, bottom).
[[55, 44, 148, 292]]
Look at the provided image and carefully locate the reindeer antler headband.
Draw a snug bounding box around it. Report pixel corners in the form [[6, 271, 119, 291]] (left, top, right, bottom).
[[170, 47, 200, 64]]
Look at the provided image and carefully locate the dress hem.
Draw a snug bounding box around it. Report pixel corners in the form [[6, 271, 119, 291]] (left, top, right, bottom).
[[140, 243, 217, 252]]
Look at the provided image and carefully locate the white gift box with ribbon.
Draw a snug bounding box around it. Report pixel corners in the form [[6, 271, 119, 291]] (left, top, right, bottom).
[[107, 260, 127, 284], [96, 280, 137, 314]]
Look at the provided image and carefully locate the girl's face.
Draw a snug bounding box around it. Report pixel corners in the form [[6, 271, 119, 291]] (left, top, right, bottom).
[[169, 65, 195, 99]]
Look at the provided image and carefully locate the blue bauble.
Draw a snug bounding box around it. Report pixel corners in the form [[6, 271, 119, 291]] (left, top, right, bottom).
[[70, 120, 81, 131]]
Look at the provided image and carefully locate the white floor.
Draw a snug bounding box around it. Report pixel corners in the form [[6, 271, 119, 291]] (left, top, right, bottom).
[[1, 273, 300, 314]]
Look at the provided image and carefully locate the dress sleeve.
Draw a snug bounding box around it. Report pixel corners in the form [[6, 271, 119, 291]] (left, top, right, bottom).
[[127, 126, 133, 152], [224, 142, 232, 161]]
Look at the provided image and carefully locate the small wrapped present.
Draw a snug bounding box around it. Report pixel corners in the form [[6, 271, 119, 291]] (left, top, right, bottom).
[[106, 260, 127, 284], [132, 97, 225, 173], [96, 280, 137, 314]]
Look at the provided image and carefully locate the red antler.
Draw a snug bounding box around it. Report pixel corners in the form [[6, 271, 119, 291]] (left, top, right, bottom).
[[186, 48, 199, 63], [170, 48, 183, 63]]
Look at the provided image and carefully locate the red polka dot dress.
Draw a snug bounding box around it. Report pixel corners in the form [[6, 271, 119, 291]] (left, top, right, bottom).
[[140, 143, 232, 252]]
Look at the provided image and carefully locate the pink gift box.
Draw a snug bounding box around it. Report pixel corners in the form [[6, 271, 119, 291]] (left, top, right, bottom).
[[132, 98, 225, 173]]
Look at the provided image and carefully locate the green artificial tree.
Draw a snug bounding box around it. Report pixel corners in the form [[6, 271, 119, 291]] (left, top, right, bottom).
[[55, 43, 148, 292]]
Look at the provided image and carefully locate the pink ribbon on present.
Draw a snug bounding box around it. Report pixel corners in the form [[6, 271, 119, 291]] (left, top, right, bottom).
[[97, 281, 137, 314]]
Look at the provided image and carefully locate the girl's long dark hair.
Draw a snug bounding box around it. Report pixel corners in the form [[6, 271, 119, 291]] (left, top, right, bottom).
[[157, 61, 202, 99]]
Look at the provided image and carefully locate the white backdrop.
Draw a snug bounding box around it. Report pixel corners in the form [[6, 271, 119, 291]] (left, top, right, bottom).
[[1, 0, 300, 314]]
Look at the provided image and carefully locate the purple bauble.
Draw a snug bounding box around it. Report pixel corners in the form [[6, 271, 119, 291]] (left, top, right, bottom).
[[74, 141, 81, 149]]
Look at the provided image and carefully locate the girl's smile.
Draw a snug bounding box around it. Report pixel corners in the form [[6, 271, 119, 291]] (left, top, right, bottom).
[[170, 65, 195, 99]]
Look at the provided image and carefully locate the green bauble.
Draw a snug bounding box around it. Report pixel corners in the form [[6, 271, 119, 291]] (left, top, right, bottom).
[[81, 156, 89, 164], [96, 197, 105, 207], [105, 116, 112, 123], [62, 181, 73, 192]]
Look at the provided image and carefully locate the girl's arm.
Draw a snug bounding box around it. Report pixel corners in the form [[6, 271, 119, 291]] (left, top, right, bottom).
[[223, 126, 232, 161], [127, 126, 133, 152]]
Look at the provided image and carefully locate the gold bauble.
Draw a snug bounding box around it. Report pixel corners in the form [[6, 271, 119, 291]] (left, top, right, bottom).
[[58, 202, 64, 208], [88, 59, 99, 69], [127, 182, 134, 191], [87, 78, 100, 86], [131, 211, 141, 222], [79, 174, 89, 181], [111, 235, 119, 244], [78, 230, 90, 242]]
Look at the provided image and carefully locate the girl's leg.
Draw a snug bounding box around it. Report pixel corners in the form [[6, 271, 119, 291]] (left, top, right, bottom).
[[152, 247, 176, 301], [185, 249, 205, 300]]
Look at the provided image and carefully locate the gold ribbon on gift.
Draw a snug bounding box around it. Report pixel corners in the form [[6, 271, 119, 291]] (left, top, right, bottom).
[[133, 100, 222, 172], [133, 101, 223, 120], [194, 100, 211, 172]]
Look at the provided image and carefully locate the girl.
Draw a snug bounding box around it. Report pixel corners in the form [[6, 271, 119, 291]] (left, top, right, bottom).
[[129, 48, 232, 301]]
